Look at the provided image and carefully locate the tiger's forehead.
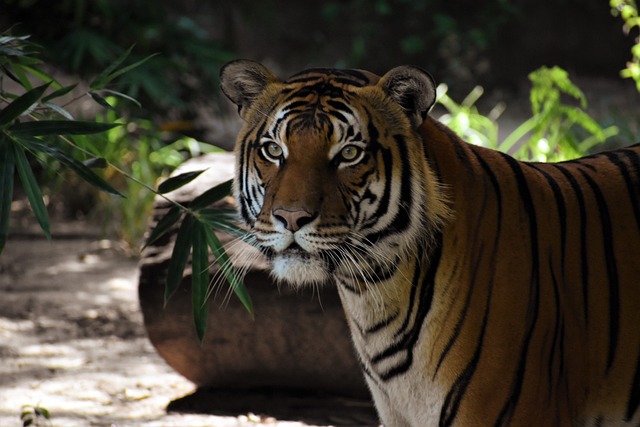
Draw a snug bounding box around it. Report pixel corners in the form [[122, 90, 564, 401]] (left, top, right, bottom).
[[284, 68, 380, 87], [259, 69, 378, 139]]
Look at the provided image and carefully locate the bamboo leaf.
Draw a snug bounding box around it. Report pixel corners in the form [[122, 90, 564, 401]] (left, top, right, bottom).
[[83, 157, 108, 168], [0, 83, 49, 126], [0, 138, 15, 253], [33, 407, 50, 419], [203, 224, 254, 315], [43, 102, 75, 120], [200, 209, 249, 241], [19, 138, 123, 197], [100, 89, 142, 108], [165, 215, 194, 305], [9, 120, 119, 137], [95, 53, 159, 89], [42, 83, 78, 102], [189, 179, 233, 211], [88, 92, 115, 110], [191, 221, 210, 342], [90, 47, 158, 90], [90, 45, 135, 90], [143, 205, 183, 249], [157, 169, 206, 194], [11, 143, 50, 240]]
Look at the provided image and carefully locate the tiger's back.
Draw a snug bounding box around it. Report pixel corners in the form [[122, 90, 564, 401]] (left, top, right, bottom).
[[220, 60, 640, 426], [421, 118, 640, 425]]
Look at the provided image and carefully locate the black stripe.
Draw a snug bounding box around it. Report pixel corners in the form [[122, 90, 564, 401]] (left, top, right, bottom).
[[529, 164, 568, 269], [578, 169, 619, 372], [434, 148, 503, 377], [605, 150, 640, 234], [626, 354, 640, 421], [439, 245, 493, 427], [326, 99, 354, 115], [372, 237, 443, 381], [494, 153, 541, 427], [437, 148, 503, 425], [552, 164, 590, 324], [546, 252, 564, 398], [371, 259, 424, 365], [336, 277, 362, 294], [366, 310, 400, 334], [364, 134, 413, 242]]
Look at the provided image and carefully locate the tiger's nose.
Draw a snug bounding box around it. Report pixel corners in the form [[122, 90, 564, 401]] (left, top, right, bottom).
[[272, 208, 316, 232]]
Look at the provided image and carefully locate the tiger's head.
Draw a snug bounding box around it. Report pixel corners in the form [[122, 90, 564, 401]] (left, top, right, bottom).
[[220, 60, 448, 288]]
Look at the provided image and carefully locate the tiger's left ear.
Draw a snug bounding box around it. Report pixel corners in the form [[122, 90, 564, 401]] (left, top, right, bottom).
[[220, 59, 279, 118], [379, 66, 436, 126]]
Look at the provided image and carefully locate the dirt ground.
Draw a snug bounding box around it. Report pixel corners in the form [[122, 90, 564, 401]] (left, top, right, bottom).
[[0, 224, 322, 427]]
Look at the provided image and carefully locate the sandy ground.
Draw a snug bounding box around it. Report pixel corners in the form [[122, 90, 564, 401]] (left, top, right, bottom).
[[0, 228, 319, 427]]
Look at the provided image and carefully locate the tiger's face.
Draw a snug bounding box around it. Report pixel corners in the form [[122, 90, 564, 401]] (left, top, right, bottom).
[[220, 61, 444, 287]]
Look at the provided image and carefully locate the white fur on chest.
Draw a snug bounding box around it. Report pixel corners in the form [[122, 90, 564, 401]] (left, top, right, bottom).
[[338, 285, 446, 427]]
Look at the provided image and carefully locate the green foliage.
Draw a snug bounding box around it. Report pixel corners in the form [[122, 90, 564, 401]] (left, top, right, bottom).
[[4, 0, 235, 111], [1, 31, 251, 335], [611, 0, 640, 91], [146, 177, 253, 342], [0, 35, 125, 251], [438, 66, 617, 161], [436, 84, 502, 149], [70, 103, 222, 248], [20, 404, 51, 427]]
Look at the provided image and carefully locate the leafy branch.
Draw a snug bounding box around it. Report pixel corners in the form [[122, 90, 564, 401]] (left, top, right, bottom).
[[438, 65, 617, 161], [611, 0, 640, 91], [1, 32, 252, 342]]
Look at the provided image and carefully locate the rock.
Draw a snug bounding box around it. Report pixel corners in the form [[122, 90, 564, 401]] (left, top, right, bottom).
[[138, 152, 370, 400]]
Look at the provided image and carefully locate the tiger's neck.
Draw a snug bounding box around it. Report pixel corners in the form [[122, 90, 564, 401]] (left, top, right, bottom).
[[334, 235, 449, 383]]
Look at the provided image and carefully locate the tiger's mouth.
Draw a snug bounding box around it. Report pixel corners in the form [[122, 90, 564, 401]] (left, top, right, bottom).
[[264, 242, 334, 286]]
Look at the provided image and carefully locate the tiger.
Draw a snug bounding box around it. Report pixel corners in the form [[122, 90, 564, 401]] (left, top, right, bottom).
[[219, 59, 640, 427]]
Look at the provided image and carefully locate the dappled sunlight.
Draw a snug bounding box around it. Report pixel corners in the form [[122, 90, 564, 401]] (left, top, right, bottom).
[[0, 235, 320, 427]]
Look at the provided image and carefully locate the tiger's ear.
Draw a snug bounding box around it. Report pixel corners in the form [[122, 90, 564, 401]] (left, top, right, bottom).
[[220, 60, 279, 118], [379, 65, 436, 126]]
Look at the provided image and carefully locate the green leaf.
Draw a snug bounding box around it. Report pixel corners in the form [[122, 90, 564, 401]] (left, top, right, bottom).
[[88, 92, 115, 110], [43, 102, 74, 120], [143, 205, 183, 249], [11, 143, 50, 240], [100, 89, 142, 108], [83, 157, 108, 168], [165, 215, 194, 305], [19, 138, 123, 197], [90, 46, 158, 90], [191, 221, 210, 342], [199, 209, 249, 241], [0, 138, 15, 253], [203, 224, 254, 315], [90, 45, 135, 90], [189, 179, 233, 211], [33, 407, 50, 419], [42, 83, 78, 102], [157, 169, 206, 194], [0, 82, 49, 126], [9, 120, 119, 137]]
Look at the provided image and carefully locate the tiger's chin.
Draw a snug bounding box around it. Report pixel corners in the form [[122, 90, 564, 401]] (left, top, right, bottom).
[[269, 252, 331, 287]]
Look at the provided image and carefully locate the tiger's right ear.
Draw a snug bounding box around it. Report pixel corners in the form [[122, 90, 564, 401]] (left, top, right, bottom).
[[219, 60, 278, 118], [379, 65, 436, 126]]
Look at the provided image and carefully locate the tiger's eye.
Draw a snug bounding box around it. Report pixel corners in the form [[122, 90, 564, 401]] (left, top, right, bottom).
[[265, 142, 283, 159], [340, 145, 361, 161]]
